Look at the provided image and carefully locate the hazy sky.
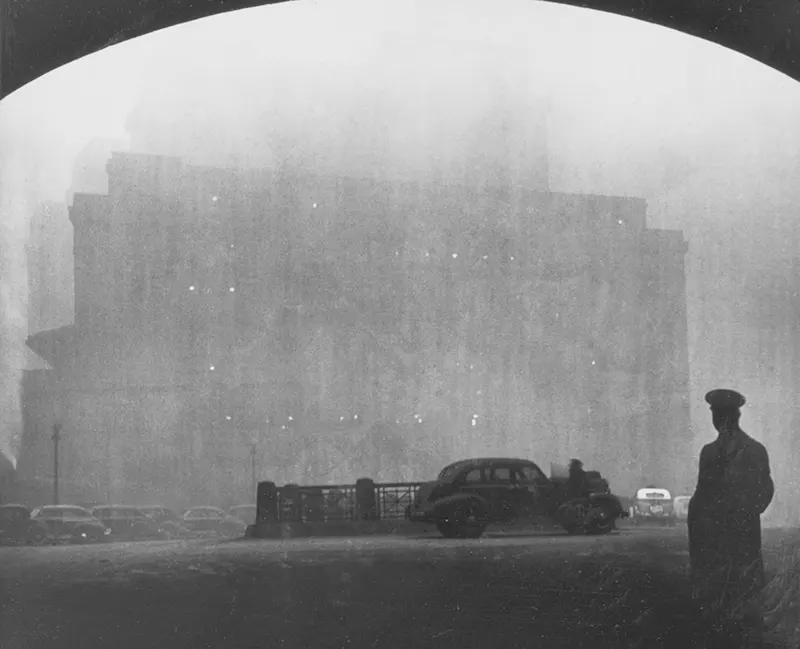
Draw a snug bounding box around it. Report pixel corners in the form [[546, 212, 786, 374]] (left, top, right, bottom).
[[2, 0, 800, 508]]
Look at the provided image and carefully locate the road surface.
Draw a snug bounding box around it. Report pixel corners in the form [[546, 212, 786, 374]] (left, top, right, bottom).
[[0, 526, 793, 649]]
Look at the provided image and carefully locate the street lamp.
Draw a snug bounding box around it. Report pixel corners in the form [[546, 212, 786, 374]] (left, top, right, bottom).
[[52, 423, 62, 505], [250, 440, 257, 496]]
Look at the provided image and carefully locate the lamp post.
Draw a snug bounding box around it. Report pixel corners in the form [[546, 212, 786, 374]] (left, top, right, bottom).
[[250, 441, 257, 497], [52, 423, 62, 505]]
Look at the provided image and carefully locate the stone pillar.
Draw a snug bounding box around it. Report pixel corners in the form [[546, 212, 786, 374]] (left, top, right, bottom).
[[355, 477, 378, 521], [256, 481, 278, 524]]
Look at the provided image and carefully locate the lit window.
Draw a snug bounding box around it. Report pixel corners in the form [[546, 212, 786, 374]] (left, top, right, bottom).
[[617, 219, 624, 225], [288, 416, 293, 421], [229, 287, 235, 292], [209, 365, 215, 371], [472, 420, 477, 427], [482, 255, 488, 260], [212, 195, 219, 202], [189, 286, 196, 291], [510, 256, 515, 261], [225, 416, 232, 421], [312, 202, 318, 208], [452, 253, 458, 259], [340, 416, 345, 421]]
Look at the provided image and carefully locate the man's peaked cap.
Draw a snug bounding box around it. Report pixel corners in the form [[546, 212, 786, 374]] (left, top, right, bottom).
[[705, 389, 746, 410]]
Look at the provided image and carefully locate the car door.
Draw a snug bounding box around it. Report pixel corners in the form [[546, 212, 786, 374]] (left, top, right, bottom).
[[455, 467, 487, 505], [207, 508, 226, 530], [483, 464, 518, 521], [515, 465, 556, 517], [41, 510, 64, 537], [185, 509, 206, 531]]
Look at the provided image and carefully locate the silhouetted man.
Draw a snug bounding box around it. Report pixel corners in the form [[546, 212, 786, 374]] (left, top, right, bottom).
[[688, 389, 774, 636], [566, 458, 591, 501]]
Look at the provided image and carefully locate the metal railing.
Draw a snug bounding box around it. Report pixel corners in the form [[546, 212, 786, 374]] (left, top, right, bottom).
[[271, 481, 425, 523], [276, 484, 357, 523], [376, 482, 425, 520]]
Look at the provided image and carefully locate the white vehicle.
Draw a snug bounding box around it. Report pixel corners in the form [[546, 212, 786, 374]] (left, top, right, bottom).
[[629, 486, 676, 527]]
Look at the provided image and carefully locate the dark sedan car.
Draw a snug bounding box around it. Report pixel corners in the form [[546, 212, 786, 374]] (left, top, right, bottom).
[[183, 506, 247, 537], [137, 506, 193, 538], [91, 506, 169, 542], [31, 505, 110, 544], [0, 504, 50, 545], [406, 457, 627, 538]]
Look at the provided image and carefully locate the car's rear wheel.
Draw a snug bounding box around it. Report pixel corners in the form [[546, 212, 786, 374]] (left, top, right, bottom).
[[436, 502, 486, 539]]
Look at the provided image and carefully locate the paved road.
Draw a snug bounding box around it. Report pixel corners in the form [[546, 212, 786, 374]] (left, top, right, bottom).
[[0, 526, 786, 649]]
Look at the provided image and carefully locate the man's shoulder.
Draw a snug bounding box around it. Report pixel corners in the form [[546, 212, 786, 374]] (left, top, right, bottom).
[[741, 432, 769, 455]]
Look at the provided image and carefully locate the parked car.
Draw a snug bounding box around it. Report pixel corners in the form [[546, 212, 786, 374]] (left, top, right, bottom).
[[183, 506, 247, 537], [31, 505, 110, 544], [0, 504, 50, 545], [228, 504, 257, 526], [673, 495, 692, 524], [137, 506, 194, 538], [629, 487, 677, 526], [406, 457, 628, 539], [91, 505, 169, 541]]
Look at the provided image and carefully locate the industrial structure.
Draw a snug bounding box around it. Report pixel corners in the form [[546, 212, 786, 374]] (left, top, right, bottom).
[[16, 152, 690, 507]]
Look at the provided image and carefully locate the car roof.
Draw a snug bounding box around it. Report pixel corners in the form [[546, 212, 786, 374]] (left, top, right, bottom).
[[443, 457, 538, 471], [636, 488, 672, 499], [0, 503, 29, 510]]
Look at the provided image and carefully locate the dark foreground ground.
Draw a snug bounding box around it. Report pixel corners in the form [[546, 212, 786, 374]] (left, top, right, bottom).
[[1, 525, 798, 649]]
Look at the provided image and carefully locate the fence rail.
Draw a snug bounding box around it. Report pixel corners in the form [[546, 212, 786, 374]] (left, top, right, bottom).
[[268, 480, 426, 524]]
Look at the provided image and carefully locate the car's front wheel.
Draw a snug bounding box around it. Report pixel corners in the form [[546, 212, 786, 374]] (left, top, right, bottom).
[[585, 503, 617, 535], [25, 525, 48, 546]]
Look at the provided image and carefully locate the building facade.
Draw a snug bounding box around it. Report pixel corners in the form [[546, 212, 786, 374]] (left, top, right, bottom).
[[19, 152, 690, 507], [26, 201, 74, 336]]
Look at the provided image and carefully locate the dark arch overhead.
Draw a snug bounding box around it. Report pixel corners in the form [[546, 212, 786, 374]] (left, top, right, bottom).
[[1, 0, 800, 100]]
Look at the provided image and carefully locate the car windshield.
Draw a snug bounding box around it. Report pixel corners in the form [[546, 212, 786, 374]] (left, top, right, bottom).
[[438, 463, 469, 481]]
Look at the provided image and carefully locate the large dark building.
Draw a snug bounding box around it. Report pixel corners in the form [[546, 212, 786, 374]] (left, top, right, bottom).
[[18, 152, 690, 508]]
